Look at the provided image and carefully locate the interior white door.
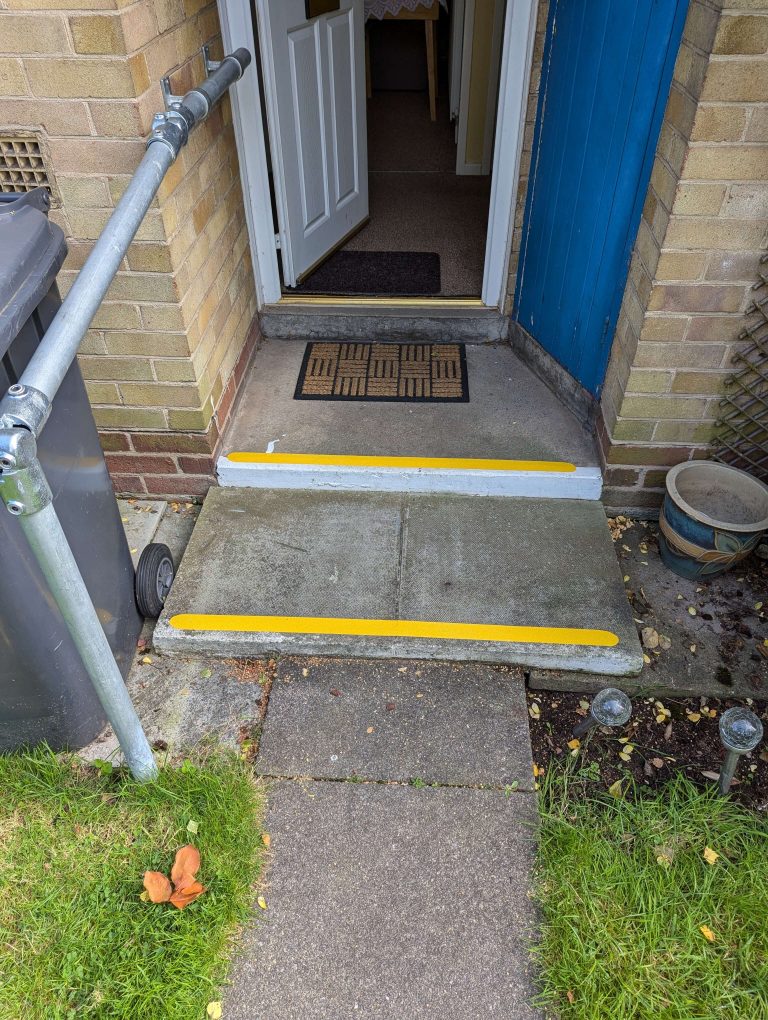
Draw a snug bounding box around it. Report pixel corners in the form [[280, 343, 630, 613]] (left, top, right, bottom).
[[255, 0, 368, 287], [455, 0, 505, 175]]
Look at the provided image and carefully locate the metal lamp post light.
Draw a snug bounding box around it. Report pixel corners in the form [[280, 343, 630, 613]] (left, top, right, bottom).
[[718, 706, 764, 795], [573, 688, 632, 739]]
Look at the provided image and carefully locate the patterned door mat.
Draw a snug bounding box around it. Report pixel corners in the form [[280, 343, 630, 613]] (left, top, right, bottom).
[[294, 342, 469, 402]]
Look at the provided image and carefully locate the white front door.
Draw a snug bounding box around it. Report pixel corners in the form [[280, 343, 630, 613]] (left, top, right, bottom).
[[255, 0, 368, 287]]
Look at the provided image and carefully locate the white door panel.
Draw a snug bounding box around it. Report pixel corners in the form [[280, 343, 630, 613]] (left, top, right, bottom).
[[255, 0, 368, 286]]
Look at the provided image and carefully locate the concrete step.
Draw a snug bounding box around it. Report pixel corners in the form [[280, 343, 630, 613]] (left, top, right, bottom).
[[155, 487, 643, 674], [218, 339, 601, 499]]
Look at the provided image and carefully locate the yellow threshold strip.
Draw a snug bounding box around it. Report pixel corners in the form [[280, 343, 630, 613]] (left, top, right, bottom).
[[277, 296, 486, 309], [226, 452, 577, 473], [170, 614, 618, 647]]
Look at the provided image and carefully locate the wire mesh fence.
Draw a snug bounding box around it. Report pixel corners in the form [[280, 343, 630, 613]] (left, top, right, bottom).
[[712, 251, 768, 483]]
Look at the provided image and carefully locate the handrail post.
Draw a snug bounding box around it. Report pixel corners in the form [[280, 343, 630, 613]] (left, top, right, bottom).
[[0, 47, 252, 782]]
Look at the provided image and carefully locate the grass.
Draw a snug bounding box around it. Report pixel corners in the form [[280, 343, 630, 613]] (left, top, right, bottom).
[[533, 767, 768, 1020], [0, 749, 265, 1020]]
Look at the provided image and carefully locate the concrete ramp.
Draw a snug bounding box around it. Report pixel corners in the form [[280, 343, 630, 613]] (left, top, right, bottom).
[[155, 487, 642, 674]]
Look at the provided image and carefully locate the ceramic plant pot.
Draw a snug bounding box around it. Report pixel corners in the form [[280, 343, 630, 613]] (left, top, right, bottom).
[[658, 461, 768, 580]]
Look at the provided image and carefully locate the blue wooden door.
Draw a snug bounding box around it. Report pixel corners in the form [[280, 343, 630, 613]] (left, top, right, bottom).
[[514, 0, 689, 396]]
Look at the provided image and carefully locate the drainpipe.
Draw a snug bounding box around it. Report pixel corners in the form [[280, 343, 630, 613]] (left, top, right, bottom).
[[0, 47, 251, 782]]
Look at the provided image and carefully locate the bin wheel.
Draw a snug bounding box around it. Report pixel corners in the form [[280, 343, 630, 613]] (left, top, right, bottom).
[[135, 543, 175, 618]]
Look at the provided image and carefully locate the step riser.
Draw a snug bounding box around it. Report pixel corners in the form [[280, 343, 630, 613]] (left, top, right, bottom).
[[153, 625, 639, 675], [217, 458, 603, 499]]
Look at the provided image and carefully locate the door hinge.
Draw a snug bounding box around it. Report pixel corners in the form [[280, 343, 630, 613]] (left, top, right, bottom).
[[274, 233, 281, 250]]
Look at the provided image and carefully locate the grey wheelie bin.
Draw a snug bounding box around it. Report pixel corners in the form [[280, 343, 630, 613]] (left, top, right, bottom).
[[0, 188, 142, 752]]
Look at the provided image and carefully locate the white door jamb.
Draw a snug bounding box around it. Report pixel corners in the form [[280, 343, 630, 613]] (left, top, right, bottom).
[[217, 0, 537, 311]]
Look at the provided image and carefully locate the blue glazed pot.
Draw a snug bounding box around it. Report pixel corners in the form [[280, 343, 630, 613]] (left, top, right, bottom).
[[659, 461, 768, 580]]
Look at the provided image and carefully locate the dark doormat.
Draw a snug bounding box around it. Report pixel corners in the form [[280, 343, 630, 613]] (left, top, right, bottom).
[[293, 250, 441, 296], [294, 342, 469, 402]]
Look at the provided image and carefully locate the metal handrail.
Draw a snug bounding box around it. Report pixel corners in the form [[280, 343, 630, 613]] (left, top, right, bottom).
[[0, 47, 251, 781]]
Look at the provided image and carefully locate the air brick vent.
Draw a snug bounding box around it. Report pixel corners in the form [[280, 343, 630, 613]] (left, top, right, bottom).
[[0, 133, 53, 197]]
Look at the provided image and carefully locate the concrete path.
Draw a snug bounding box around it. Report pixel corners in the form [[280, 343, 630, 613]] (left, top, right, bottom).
[[224, 657, 542, 1020]]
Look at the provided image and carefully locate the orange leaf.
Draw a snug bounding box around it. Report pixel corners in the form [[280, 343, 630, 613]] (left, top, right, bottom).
[[143, 871, 172, 903], [169, 880, 206, 910], [171, 845, 200, 889]]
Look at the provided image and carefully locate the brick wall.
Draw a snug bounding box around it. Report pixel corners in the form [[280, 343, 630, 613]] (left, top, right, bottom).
[[1, 0, 258, 498], [599, 0, 768, 510]]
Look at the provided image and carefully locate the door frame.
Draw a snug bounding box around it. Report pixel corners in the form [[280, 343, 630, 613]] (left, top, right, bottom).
[[217, 0, 537, 310]]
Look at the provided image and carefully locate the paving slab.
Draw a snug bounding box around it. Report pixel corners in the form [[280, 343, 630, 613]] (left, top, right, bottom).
[[156, 487, 643, 674], [257, 657, 533, 788], [224, 780, 541, 1020]]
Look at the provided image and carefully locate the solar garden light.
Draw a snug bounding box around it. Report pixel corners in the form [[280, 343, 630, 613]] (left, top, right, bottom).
[[573, 687, 632, 739], [718, 706, 764, 796]]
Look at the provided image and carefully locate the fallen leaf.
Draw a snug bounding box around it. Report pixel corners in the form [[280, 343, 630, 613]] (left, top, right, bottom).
[[651, 757, 665, 769], [186, 819, 199, 835], [658, 634, 671, 650], [703, 847, 720, 866], [607, 779, 623, 798], [641, 627, 659, 649], [567, 738, 580, 750], [257, 895, 268, 910], [567, 990, 575, 1004], [201, 668, 212, 679], [579, 700, 590, 711], [533, 764, 544, 777], [688, 606, 697, 616], [262, 832, 271, 848], [398, 666, 407, 673], [302, 668, 309, 677], [700, 924, 716, 943], [171, 845, 201, 889], [207, 1003, 223, 1020], [701, 770, 720, 781], [623, 574, 630, 583], [690, 644, 697, 653], [139, 889, 150, 902], [366, 726, 374, 734], [528, 703, 541, 720], [643, 654, 651, 665], [687, 712, 701, 724], [656, 850, 673, 869], [619, 752, 632, 762], [329, 688, 342, 697], [141, 655, 153, 665], [143, 871, 172, 903], [386, 702, 396, 711], [170, 880, 205, 910]]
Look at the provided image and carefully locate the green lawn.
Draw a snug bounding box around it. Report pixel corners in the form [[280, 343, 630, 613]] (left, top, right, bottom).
[[533, 769, 768, 1020], [0, 750, 264, 1020]]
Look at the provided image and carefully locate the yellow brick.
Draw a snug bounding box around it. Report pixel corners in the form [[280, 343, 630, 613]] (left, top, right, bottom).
[[119, 4, 158, 53], [653, 421, 716, 443], [655, 251, 708, 281], [714, 14, 768, 55], [105, 331, 191, 357], [120, 382, 201, 407], [57, 176, 112, 208], [93, 407, 166, 429], [154, 0, 185, 34], [6, 0, 117, 8], [690, 105, 748, 143], [664, 217, 765, 251], [620, 395, 709, 420], [25, 58, 135, 98], [79, 355, 154, 380], [140, 303, 184, 330], [683, 146, 768, 181], [88, 100, 143, 138], [746, 108, 768, 142], [152, 359, 197, 382], [167, 399, 214, 431], [2, 14, 70, 53], [626, 369, 672, 394], [701, 59, 768, 102], [90, 302, 141, 329], [2, 98, 91, 134], [671, 371, 729, 395], [70, 14, 125, 54], [125, 243, 174, 274], [648, 283, 745, 314], [672, 182, 726, 215], [0, 58, 29, 96], [50, 137, 145, 174], [85, 381, 122, 404], [106, 272, 179, 302]]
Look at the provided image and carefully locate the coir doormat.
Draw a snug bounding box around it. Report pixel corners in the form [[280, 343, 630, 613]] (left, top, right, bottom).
[[294, 250, 441, 295], [294, 342, 469, 402]]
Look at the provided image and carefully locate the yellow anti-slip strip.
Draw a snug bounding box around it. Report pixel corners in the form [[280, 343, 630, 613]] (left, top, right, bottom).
[[227, 452, 576, 473], [170, 614, 618, 647]]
